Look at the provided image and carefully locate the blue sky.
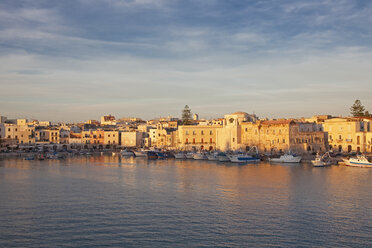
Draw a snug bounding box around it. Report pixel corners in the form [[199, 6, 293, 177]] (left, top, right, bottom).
[[0, 0, 371, 122]]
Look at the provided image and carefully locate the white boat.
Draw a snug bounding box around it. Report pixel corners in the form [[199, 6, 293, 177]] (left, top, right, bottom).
[[227, 153, 260, 163], [174, 152, 186, 159], [121, 149, 134, 156], [217, 152, 230, 162], [133, 150, 147, 157], [312, 153, 332, 167], [193, 152, 208, 160], [207, 152, 219, 161], [186, 152, 195, 159], [343, 155, 372, 168], [269, 154, 301, 163]]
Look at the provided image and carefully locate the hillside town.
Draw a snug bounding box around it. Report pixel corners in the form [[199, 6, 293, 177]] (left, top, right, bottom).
[[1, 110, 372, 156]]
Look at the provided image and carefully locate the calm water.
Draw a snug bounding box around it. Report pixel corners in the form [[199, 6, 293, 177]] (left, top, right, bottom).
[[0, 156, 371, 247]]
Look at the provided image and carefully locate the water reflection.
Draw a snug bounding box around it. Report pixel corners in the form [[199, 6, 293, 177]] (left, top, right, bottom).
[[0, 156, 371, 247]]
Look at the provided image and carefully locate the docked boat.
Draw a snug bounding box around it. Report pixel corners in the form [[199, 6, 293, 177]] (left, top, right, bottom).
[[174, 152, 186, 159], [207, 152, 219, 161], [193, 152, 208, 160], [312, 153, 332, 167], [269, 153, 301, 163], [146, 151, 158, 160], [133, 150, 147, 157], [186, 152, 195, 159], [217, 152, 230, 162], [342, 155, 372, 168], [227, 153, 260, 163], [121, 149, 134, 157]]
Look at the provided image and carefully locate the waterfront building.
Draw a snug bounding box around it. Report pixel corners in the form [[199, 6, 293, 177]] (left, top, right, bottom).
[[104, 131, 120, 146], [69, 132, 82, 144], [35, 129, 60, 143], [323, 117, 371, 153], [241, 120, 326, 154], [215, 112, 251, 151], [121, 131, 143, 147], [177, 125, 221, 151]]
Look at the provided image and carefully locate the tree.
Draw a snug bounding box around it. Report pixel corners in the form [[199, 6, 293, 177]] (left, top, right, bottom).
[[182, 105, 192, 125], [350, 100, 365, 117], [364, 111, 372, 117]]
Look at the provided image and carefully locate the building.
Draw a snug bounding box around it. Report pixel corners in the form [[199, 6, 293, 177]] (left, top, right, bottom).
[[323, 117, 371, 153], [121, 131, 143, 147], [104, 131, 120, 146], [240, 119, 327, 154], [215, 112, 250, 151], [177, 125, 221, 151], [101, 115, 116, 126]]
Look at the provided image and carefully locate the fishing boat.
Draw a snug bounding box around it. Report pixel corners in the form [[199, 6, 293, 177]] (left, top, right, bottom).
[[227, 153, 260, 163], [121, 149, 134, 157], [207, 152, 219, 161], [146, 151, 158, 160], [174, 152, 186, 159], [193, 152, 208, 160], [133, 150, 147, 157], [186, 152, 195, 159], [342, 155, 372, 168], [269, 153, 301, 163], [312, 153, 332, 167], [217, 152, 230, 162]]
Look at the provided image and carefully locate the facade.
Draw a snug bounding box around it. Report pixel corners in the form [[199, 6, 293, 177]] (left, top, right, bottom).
[[241, 120, 326, 154], [104, 131, 120, 146], [121, 131, 143, 147], [323, 117, 371, 153], [177, 125, 221, 151]]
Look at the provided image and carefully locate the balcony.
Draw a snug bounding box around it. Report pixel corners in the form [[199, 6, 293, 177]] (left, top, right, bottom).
[[346, 139, 353, 143]]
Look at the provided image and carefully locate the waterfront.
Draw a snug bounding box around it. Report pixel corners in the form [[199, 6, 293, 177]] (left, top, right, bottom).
[[0, 156, 371, 247]]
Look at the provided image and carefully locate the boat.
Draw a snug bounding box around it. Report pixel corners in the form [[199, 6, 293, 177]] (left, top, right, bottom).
[[133, 150, 147, 157], [193, 152, 208, 160], [24, 156, 35, 160], [186, 152, 195, 159], [207, 152, 219, 161], [217, 152, 230, 162], [312, 153, 332, 167], [146, 151, 158, 160], [342, 155, 372, 168], [174, 152, 186, 159], [227, 153, 260, 163], [269, 153, 301, 163], [121, 149, 134, 157]]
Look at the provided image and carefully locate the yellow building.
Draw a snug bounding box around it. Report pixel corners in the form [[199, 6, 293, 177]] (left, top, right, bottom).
[[241, 120, 326, 154], [177, 125, 221, 151], [323, 117, 371, 153], [104, 131, 119, 146]]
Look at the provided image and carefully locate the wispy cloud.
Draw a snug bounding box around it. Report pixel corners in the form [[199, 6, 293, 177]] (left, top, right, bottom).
[[0, 0, 371, 121]]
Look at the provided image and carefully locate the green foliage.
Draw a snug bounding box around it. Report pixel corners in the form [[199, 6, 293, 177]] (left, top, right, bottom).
[[350, 100, 365, 117], [182, 105, 192, 125]]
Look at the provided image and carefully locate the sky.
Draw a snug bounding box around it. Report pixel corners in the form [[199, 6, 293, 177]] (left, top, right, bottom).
[[0, 0, 371, 122]]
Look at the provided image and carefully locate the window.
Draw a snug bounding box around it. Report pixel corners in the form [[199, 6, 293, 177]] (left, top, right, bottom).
[[201, 138, 204, 143], [193, 138, 195, 144], [232, 138, 235, 142], [245, 128, 248, 132], [339, 135, 342, 140], [210, 131, 213, 135], [108, 134, 110, 137], [186, 138, 188, 144], [201, 131, 204, 135], [210, 138, 213, 143], [186, 131, 189, 135], [193, 131, 196, 135]]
